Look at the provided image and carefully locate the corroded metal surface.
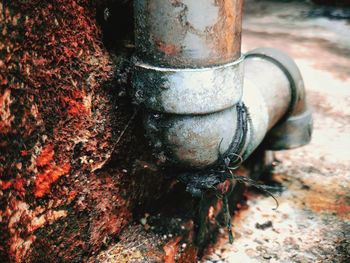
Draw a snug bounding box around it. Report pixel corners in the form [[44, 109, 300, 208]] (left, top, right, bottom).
[[245, 48, 313, 150], [133, 0, 247, 167], [133, 0, 245, 115], [133, 1, 311, 168], [242, 49, 313, 158], [145, 107, 238, 168], [134, 0, 243, 68], [142, 50, 313, 167], [133, 57, 244, 114], [264, 110, 313, 150]]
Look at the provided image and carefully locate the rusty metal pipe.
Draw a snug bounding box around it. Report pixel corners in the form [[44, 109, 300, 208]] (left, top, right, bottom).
[[246, 48, 312, 151], [133, 0, 244, 115], [241, 48, 313, 160], [142, 50, 312, 168], [132, 1, 312, 169], [134, 0, 243, 68]]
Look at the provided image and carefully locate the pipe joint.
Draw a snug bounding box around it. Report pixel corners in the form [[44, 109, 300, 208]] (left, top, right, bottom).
[[245, 48, 313, 150], [133, 57, 244, 114], [132, 1, 312, 169]]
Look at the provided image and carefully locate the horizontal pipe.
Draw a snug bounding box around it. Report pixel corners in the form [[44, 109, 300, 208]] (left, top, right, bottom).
[[250, 48, 312, 150]]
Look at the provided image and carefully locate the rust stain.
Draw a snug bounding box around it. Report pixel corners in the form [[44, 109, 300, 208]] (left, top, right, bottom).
[[156, 40, 180, 56], [36, 145, 55, 167], [178, 245, 198, 263], [209, 0, 242, 62], [163, 236, 181, 263], [34, 163, 70, 197], [306, 193, 350, 220]]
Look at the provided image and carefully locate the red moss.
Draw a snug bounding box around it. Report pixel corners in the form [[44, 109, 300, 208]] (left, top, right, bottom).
[[178, 245, 198, 263], [0, 1, 133, 261], [68, 190, 77, 200], [34, 163, 71, 197], [87, 173, 132, 252]]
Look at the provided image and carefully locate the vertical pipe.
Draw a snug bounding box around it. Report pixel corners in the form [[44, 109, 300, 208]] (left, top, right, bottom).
[[134, 0, 244, 68], [133, 0, 245, 115]]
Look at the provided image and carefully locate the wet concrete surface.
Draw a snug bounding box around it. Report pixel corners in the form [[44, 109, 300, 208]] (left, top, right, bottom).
[[202, 0, 350, 262]]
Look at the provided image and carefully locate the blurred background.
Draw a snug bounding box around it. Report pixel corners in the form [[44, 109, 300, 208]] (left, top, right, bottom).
[[203, 0, 350, 262]]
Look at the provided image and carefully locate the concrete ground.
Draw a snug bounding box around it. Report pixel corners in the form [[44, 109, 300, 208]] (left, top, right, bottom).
[[202, 1, 350, 262]]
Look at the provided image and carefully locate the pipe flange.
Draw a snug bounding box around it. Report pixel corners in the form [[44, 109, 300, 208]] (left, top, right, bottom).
[[133, 56, 244, 115], [264, 110, 313, 150]]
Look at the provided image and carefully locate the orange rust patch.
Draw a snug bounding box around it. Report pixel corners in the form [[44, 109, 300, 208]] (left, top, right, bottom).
[[307, 194, 350, 220], [36, 145, 54, 167], [209, 0, 242, 62], [163, 236, 181, 263], [156, 41, 179, 56], [14, 179, 25, 192], [61, 96, 88, 116], [34, 163, 70, 197], [0, 180, 13, 190]]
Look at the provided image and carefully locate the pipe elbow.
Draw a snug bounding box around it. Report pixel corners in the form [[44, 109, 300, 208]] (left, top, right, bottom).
[[245, 48, 313, 150], [132, 0, 312, 169]]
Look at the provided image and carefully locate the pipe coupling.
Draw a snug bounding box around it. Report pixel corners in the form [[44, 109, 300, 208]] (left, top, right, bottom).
[[133, 57, 244, 114]]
